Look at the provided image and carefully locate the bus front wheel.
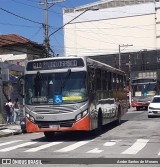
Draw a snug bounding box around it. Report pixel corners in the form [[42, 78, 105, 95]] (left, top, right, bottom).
[[93, 111, 102, 136], [44, 131, 55, 139]]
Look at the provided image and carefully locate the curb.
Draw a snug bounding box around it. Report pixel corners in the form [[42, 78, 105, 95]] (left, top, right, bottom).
[[0, 129, 22, 138], [0, 124, 6, 130], [0, 126, 7, 130]]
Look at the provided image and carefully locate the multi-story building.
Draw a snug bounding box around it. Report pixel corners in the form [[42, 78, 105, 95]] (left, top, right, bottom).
[[63, 0, 160, 57], [63, 0, 160, 104]]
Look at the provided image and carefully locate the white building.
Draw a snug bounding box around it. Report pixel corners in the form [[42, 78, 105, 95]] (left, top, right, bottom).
[[63, 0, 160, 57]]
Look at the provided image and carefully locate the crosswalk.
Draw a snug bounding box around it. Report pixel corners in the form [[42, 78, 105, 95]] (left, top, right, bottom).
[[0, 138, 159, 155], [121, 139, 149, 155]]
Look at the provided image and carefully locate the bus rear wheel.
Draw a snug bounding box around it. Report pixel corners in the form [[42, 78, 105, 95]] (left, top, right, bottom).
[[44, 132, 55, 139]]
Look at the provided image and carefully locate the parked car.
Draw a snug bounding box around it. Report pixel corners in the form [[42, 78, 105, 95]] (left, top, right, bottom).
[[148, 95, 160, 118]]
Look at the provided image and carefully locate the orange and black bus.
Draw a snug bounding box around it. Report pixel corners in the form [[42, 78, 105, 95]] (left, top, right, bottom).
[[21, 56, 128, 139]]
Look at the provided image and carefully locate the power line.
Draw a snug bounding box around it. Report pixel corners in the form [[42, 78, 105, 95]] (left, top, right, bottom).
[[11, 0, 63, 16], [49, 8, 91, 38], [29, 27, 43, 40], [11, 0, 44, 10], [0, 22, 39, 28], [0, 7, 43, 25]]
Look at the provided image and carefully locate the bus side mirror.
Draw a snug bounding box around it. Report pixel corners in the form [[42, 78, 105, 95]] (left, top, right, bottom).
[[17, 76, 24, 98]]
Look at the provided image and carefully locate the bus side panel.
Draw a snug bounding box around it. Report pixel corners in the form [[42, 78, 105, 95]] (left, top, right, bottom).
[[26, 115, 91, 133]]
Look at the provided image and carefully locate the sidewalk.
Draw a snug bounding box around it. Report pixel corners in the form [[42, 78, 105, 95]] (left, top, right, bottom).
[[0, 123, 22, 138]]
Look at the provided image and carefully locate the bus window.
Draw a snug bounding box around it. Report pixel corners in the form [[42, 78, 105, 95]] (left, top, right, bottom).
[[88, 67, 95, 92], [96, 69, 101, 90], [105, 71, 108, 90], [102, 70, 106, 90], [113, 73, 116, 89], [108, 72, 112, 90]]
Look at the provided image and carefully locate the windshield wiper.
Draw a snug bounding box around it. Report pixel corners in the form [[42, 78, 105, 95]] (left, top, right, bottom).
[[35, 71, 47, 97], [61, 69, 71, 90]]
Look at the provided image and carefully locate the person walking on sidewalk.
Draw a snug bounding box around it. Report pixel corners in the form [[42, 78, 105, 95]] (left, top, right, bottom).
[[5, 99, 13, 124], [13, 98, 20, 124]]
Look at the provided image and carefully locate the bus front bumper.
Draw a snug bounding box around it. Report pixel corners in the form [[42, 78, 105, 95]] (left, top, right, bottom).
[[26, 115, 90, 133], [131, 101, 150, 107]]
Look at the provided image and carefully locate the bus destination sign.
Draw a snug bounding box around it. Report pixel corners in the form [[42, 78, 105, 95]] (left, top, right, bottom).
[[26, 58, 84, 71]]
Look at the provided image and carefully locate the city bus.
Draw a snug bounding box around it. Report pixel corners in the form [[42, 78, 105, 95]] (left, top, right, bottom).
[[20, 56, 128, 139], [131, 77, 159, 111]]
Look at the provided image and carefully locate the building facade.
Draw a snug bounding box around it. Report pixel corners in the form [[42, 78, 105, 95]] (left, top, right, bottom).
[[63, 0, 160, 86], [63, 0, 160, 56], [0, 34, 46, 66], [0, 34, 46, 124]]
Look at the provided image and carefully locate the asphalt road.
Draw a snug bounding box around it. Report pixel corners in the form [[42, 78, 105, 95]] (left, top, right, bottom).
[[0, 107, 160, 167]]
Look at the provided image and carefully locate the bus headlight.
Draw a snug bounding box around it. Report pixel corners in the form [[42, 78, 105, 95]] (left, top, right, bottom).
[[82, 110, 88, 117], [76, 114, 82, 121], [76, 110, 88, 121], [29, 115, 35, 123], [26, 113, 35, 123], [26, 113, 29, 118]]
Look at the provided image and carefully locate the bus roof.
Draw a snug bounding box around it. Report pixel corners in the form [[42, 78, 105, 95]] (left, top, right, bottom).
[[87, 58, 125, 75], [26, 56, 125, 75]]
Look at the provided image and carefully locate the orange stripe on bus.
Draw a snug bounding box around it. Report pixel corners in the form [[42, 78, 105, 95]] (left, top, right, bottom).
[[26, 115, 90, 133]]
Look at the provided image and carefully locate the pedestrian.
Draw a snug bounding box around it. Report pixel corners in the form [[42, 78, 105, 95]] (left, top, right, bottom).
[[13, 98, 20, 124], [5, 99, 13, 124]]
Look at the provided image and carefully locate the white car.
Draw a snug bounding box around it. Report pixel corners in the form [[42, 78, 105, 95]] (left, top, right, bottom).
[[148, 95, 160, 118]]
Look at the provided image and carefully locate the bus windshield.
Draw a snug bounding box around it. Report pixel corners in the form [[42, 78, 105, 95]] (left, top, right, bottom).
[[132, 83, 156, 97], [25, 71, 88, 105]]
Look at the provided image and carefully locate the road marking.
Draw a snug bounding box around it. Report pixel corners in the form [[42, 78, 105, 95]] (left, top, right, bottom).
[[24, 142, 62, 152], [1, 129, 17, 133], [55, 141, 91, 152], [87, 148, 103, 153], [0, 142, 37, 152], [0, 140, 22, 147], [103, 140, 121, 146], [127, 111, 144, 114], [122, 139, 149, 155]]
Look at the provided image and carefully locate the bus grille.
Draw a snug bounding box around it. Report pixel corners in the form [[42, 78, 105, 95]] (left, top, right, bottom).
[[34, 105, 78, 114], [35, 120, 75, 128]]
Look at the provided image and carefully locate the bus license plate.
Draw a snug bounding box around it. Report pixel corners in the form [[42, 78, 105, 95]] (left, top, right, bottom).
[[49, 125, 59, 129]]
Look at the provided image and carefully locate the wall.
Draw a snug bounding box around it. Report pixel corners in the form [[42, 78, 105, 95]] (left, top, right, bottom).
[[64, 2, 159, 56]]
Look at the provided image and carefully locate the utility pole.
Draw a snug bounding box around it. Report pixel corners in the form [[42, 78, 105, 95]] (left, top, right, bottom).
[[39, 0, 64, 57], [129, 54, 131, 84], [118, 44, 133, 70]]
